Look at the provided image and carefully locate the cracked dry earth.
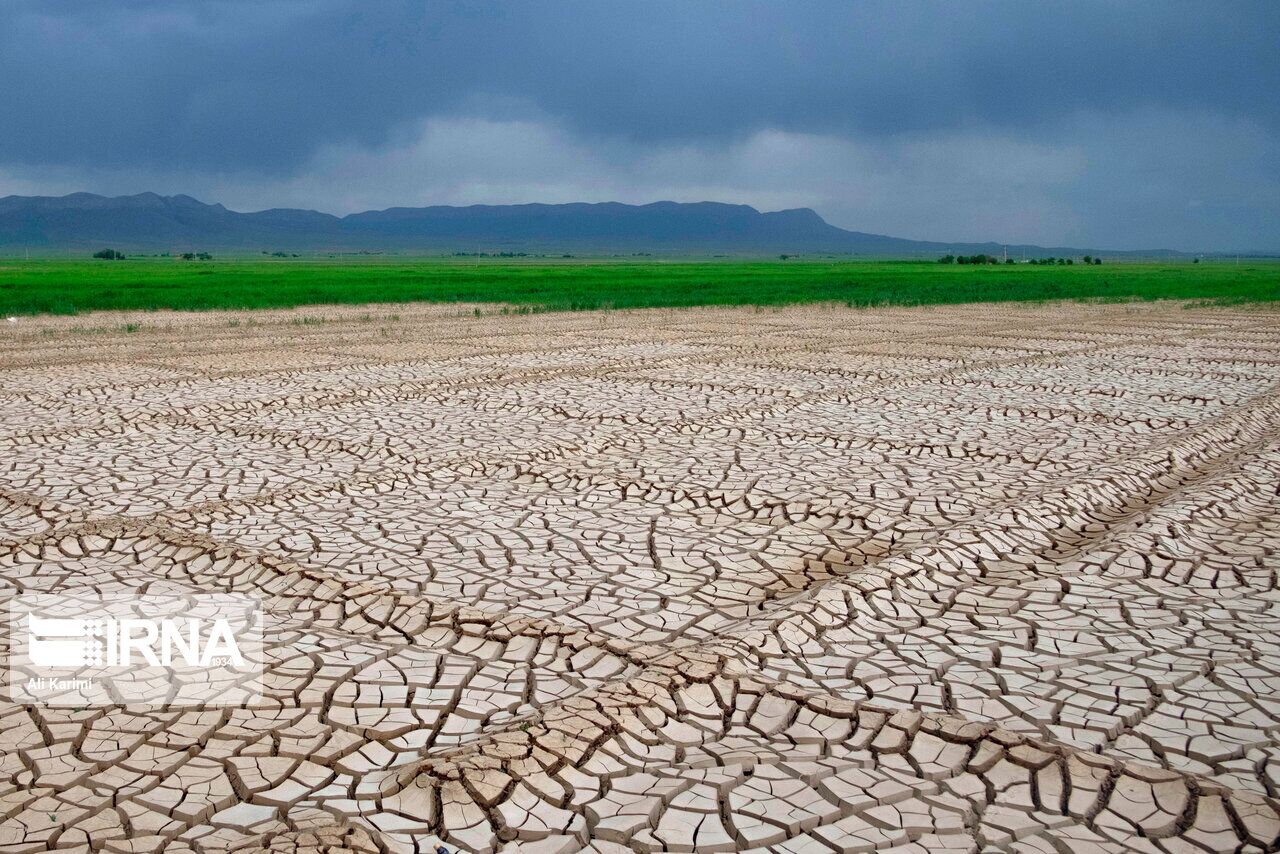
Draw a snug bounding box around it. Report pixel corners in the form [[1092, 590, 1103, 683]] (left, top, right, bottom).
[[1, 301, 1280, 854]]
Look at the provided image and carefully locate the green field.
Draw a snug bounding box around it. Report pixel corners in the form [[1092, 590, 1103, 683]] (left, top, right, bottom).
[[0, 257, 1276, 316]]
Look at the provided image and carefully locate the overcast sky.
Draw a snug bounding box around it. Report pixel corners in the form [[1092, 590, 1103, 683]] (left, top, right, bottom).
[[2, 1, 1277, 250]]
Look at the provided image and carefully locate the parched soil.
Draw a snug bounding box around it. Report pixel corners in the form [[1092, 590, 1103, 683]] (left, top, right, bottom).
[[1, 301, 1279, 852]]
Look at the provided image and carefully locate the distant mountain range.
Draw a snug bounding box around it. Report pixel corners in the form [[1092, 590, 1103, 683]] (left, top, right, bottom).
[[0, 192, 1183, 257]]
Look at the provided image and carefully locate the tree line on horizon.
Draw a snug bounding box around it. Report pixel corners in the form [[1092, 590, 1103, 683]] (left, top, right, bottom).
[[938, 254, 1103, 265], [93, 248, 212, 261]]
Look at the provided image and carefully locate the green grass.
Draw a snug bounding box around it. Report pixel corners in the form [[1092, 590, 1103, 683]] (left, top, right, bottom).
[[0, 257, 1276, 316]]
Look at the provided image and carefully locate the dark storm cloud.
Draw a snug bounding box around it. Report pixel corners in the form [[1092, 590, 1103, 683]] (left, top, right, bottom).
[[2, 1, 1278, 249], [4, 0, 1276, 167]]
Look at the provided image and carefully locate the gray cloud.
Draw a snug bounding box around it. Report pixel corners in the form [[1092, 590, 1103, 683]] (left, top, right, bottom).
[[2, 1, 1277, 249]]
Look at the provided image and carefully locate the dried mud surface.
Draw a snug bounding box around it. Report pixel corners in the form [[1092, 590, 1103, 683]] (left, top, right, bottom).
[[2, 301, 1279, 853]]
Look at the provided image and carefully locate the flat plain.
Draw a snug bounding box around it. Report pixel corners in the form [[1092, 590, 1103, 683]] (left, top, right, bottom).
[[1, 258, 1278, 315], [1, 300, 1279, 853]]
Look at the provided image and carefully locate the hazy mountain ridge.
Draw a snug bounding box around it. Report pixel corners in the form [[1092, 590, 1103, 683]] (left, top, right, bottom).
[[0, 192, 1183, 256]]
